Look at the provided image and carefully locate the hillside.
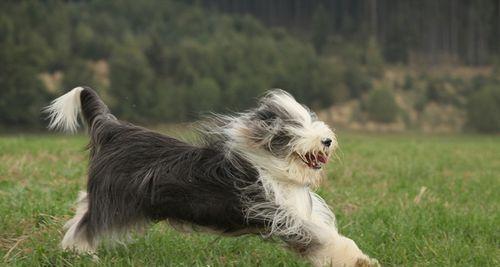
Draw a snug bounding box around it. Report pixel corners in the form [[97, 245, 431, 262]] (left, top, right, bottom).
[[1, 1, 499, 132]]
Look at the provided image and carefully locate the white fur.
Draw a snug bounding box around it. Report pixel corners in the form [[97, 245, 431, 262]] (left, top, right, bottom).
[[62, 191, 147, 253], [226, 90, 375, 267], [44, 87, 84, 133], [308, 235, 374, 267], [263, 90, 312, 123], [61, 191, 95, 253], [55, 88, 376, 266]]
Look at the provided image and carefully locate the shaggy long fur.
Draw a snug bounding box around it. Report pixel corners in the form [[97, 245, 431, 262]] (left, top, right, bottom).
[[45, 87, 379, 267]]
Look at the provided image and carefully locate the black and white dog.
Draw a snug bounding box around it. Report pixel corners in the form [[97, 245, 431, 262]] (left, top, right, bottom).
[[45, 87, 379, 267]]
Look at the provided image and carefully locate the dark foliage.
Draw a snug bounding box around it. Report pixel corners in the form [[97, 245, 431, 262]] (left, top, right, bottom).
[[0, 0, 499, 133], [205, 0, 500, 65], [364, 88, 399, 123], [467, 86, 500, 133]]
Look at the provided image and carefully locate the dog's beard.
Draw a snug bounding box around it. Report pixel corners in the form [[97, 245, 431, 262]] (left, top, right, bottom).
[[50, 88, 375, 266], [215, 91, 336, 187]]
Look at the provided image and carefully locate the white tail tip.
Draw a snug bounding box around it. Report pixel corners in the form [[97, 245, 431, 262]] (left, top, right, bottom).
[[44, 87, 84, 133]]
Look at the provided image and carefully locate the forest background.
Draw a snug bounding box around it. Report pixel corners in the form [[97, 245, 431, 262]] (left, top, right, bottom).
[[1, 0, 499, 133]]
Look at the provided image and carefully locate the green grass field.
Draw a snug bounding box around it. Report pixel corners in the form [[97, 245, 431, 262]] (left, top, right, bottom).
[[0, 133, 499, 266]]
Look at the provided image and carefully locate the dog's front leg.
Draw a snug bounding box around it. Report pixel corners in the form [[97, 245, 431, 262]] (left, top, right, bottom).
[[278, 218, 378, 267], [292, 192, 380, 267], [278, 201, 379, 266], [304, 231, 380, 267]]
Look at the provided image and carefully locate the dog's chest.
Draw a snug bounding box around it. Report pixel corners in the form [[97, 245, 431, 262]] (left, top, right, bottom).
[[281, 185, 313, 219]]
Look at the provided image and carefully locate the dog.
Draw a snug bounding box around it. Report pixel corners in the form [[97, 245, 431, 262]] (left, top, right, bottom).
[[44, 87, 379, 267]]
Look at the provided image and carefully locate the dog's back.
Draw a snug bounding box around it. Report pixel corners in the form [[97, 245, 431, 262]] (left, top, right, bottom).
[[45, 87, 261, 252], [45, 87, 379, 266]]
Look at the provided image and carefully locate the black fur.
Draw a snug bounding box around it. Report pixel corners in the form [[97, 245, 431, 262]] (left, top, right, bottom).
[[53, 88, 378, 266], [76, 87, 268, 244]]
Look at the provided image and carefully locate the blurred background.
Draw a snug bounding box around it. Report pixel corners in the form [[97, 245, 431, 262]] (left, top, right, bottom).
[[1, 0, 499, 133]]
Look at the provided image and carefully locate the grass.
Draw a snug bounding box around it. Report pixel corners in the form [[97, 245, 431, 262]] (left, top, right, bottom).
[[0, 133, 499, 266]]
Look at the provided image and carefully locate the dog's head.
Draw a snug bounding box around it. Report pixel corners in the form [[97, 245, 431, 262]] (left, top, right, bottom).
[[228, 89, 337, 186]]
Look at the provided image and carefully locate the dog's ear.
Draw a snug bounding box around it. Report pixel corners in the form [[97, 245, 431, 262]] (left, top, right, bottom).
[[245, 108, 293, 156], [252, 108, 284, 133], [254, 108, 278, 124], [242, 108, 280, 146]]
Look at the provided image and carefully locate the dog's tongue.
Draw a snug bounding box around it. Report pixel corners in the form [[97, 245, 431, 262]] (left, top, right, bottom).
[[317, 154, 328, 164], [305, 153, 328, 167]]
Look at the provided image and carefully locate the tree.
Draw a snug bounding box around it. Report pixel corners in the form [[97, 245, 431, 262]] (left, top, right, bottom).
[[467, 86, 500, 133], [109, 46, 154, 123], [311, 4, 329, 53], [365, 38, 384, 78], [344, 64, 372, 98], [187, 78, 221, 117], [62, 60, 97, 90], [0, 44, 50, 128], [365, 88, 399, 123]]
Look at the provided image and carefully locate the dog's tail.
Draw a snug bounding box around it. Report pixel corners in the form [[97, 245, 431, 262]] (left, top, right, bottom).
[[44, 86, 114, 133]]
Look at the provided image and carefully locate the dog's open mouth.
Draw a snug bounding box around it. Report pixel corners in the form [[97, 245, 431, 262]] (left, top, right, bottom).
[[298, 151, 329, 170]]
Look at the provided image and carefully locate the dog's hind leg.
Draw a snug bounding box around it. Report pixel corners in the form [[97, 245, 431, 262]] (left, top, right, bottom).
[[61, 191, 97, 253]]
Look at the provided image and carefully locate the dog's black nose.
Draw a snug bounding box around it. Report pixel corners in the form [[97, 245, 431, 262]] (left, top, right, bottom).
[[321, 138, 332, 147]]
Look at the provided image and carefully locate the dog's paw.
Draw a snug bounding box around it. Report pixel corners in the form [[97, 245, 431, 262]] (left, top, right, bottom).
[[91, 254, 100, 263], [355, 257, 380, 267]]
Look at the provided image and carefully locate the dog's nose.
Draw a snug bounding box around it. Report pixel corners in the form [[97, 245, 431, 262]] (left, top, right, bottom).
[[321, 138, 332, 147]]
